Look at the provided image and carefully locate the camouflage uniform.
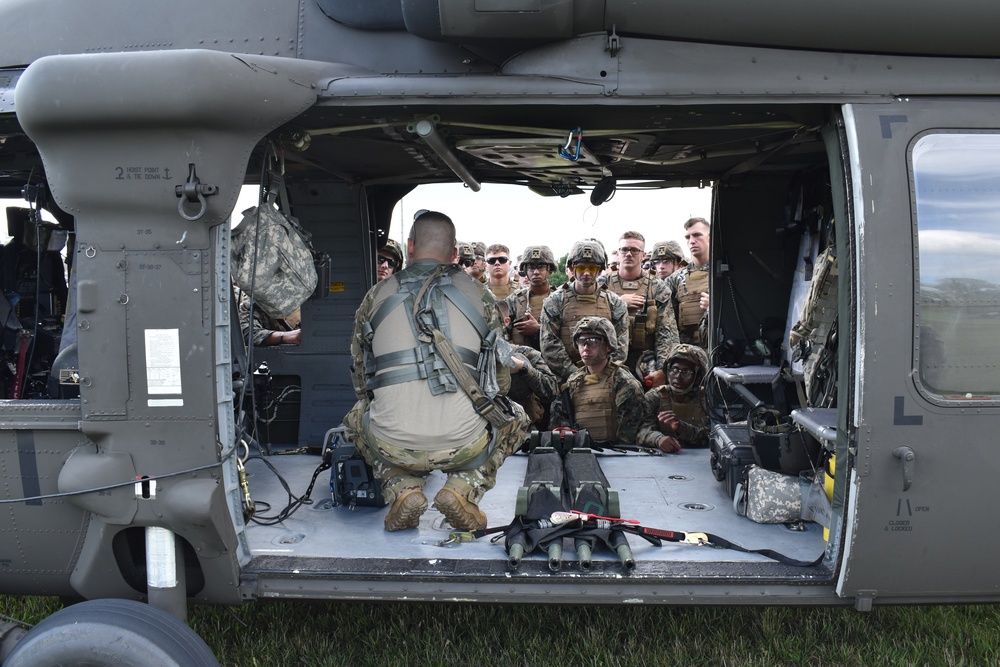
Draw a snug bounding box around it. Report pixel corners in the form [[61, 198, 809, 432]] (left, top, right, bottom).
[[663, 260, 710, 348], [601, 271, 679, 382], [637, 344, 711, 449], [345, 258, 529, 512], [506, 344, 560, 430], [237, 289, 293, 347], [548, 318, 645, 446]]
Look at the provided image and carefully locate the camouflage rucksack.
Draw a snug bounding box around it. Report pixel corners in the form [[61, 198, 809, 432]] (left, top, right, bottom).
[[231, 204, 318, 319]]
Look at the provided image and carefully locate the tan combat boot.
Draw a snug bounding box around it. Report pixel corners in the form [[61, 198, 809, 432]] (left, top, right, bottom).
[[384, 488, 427, 531], [433, 487, 487, 531]]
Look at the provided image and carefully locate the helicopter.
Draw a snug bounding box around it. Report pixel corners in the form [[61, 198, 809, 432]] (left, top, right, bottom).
[[3, 0, 1000, 663]]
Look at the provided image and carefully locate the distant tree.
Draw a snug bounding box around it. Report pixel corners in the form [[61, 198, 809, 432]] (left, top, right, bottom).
[[550, 253, 569, 287]]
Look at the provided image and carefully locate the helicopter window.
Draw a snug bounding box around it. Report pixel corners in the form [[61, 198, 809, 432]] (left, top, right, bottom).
[[911, 132, 1000, 399]]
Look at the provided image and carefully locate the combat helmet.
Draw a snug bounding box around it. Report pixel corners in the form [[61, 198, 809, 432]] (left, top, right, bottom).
[[566, 239, 607, 269], [650, 240, 687, 266], [380, 238, 404, 267], [572, 316, 618, 354], [457, 241, 475, 266], [663, 343, 710, 392], [519, 244, 557, 273]]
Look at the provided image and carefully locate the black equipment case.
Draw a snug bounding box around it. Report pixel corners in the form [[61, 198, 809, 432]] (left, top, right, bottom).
[[709, 422, 756, 498]]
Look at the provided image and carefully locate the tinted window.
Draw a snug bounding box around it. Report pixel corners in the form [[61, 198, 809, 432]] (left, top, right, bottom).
[[912, 133, 1000, 397]]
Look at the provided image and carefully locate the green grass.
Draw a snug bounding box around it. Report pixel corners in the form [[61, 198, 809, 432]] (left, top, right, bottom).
[[5, 596, 1000, 666]]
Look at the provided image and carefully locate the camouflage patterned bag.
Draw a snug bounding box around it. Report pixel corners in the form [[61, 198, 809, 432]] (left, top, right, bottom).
[[734, 465, 803, 524], [231, 205, 317, 319]]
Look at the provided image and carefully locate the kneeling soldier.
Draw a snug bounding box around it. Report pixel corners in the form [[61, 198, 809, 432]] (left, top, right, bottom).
[[637, 344, 711, 453]]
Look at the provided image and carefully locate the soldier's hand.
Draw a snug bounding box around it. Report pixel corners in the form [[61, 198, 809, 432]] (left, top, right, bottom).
[[509, 354, 527, 372], [514, 311, 541, 336], [621, 293, 646, 311], [658, 410, 680, 431], [657, 435, 682, 453], [644, 369, 666, 388], [699, 291, 709, 311]]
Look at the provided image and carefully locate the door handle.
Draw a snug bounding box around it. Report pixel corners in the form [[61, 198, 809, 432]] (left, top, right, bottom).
[[892, 446, 915, 491]]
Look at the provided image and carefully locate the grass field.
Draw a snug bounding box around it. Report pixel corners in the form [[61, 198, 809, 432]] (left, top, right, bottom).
[[5, 595, 1000, 665]]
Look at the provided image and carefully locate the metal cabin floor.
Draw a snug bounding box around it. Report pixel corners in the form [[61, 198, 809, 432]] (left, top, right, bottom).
[[241, 448, 828, 574]]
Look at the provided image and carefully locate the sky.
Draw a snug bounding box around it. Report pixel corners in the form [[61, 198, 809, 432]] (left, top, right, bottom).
[[387, 182, 712, 263]]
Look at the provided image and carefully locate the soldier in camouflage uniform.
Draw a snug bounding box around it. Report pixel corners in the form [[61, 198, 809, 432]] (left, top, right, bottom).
[[664, 217, 711, 350], [496, 300, 560, 430], [236, 288, 301, 346], [485, 243, 517, 298], [377, 238, 404, 282], [345, 211, 529, 532], [503, 245, 556, 351], [549, 317, 646, 446], [602, 231, 679, 388], [540, 240, 629, 383], [465, 241, 487, 283], [637, 343, 711, 453], [649, 240, 687, 281]]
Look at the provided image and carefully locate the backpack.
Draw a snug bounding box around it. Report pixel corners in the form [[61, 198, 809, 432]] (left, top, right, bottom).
[[231, 204, 317, 319]]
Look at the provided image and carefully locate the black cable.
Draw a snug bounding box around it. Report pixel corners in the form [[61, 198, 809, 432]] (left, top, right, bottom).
[[0, 441, 237, 505], [246, 453, 330, 526]]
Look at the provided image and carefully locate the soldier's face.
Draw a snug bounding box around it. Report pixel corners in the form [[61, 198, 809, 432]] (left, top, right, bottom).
[[577, 335, 611, 366], [377, 252, 398, 281], [618, 240, 645, 271], [667, 359, 697, 391], [467, 256, 485, 277], [653, 258, 677, 279], [685, 222, 710, 262], [573, 263, 600, 288], [524, 262, 550, 287], [486, 253, 510, 279]]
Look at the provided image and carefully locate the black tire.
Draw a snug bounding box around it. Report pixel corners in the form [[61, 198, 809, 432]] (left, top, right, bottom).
[[4, 598, 219, 667]]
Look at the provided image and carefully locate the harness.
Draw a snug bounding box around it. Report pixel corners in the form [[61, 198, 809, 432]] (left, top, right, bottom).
[[362, 266, 493, 396]]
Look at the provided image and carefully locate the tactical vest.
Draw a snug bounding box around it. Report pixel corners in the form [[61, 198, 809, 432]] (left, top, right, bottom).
[[558, 286, 614, 364], [569, 364, 618, 442], [607, 273, 657, 351], [677, 269, 708, 346], [362, 266, 493, 396], [653, 386, 706, 432]]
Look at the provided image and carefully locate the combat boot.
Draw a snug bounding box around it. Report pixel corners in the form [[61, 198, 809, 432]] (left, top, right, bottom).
[[433, 486, 487, 531], [384, 488, 427, 531]]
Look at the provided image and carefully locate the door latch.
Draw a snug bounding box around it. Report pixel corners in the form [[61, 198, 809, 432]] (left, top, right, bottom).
[[892, 446, 915, 491]]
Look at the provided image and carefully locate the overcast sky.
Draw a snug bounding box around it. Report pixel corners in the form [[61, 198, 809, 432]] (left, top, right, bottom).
[[388, 182, 712, 262]]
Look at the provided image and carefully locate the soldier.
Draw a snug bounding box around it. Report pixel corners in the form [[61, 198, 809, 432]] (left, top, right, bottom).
[[345, 211, 530, 532], [377, 238, 404, 282], [549, 317, 645, 447], [603, 231, 679, 387], [465, 241, 487, 283], [496, 301, 560, 430], [237, 287, 301, 346], [649, 240, 687, 281], [485, 243, 516, 298], [664, 217, 711, 349], [637, 344, 711, 453], [504, 244, 556, 351], [539, 239, 629, 383]]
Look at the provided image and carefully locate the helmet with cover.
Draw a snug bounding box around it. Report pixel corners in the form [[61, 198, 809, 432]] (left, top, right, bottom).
[[519, 244, 557, 273], [380, 238, 404, 267], [566, 240, 607, 270], [650, 240, 687, 265], [572, 316, 618, 354]]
